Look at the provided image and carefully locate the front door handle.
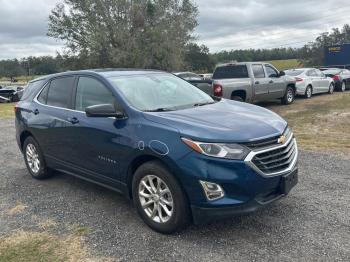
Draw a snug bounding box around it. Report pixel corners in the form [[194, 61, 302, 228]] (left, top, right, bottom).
[[33, 109, 39, 115], [255, 81, 260, 84], [269, 80, 274, 84], [67, 117, 79, 124]]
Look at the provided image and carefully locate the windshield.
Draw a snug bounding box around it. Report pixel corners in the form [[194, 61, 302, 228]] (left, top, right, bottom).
[[285, 69, 304, 76], [109, 73, 214, 111]]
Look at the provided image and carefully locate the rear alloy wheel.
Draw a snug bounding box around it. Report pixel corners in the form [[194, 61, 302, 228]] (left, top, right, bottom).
[[282, 87, 295, 105], [23, 137, 52, 179], [328, 83, 334, 94], [305, 86, 312, 98], [341, 81, 346, 92], [132, 161, 190, 234]]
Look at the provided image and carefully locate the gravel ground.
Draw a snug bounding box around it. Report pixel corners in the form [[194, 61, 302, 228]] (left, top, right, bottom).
[[0, 119, 349, 262]]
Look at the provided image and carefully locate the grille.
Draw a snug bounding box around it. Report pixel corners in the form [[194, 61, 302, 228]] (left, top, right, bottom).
[[251, 135, 297, 175], [244, 127, 292, 150]]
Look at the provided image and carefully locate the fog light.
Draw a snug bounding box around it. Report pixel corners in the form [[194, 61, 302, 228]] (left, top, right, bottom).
[[199, 181, 224, 201]]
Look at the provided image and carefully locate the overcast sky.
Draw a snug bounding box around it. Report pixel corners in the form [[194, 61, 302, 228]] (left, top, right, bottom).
[[1, 0, 350, 59]]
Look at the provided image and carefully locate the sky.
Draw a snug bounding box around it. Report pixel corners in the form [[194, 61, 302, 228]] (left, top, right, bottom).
[[0, 0, 350, 59]]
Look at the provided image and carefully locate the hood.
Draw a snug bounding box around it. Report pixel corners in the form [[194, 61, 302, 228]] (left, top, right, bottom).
[[143, 99, 287, 143]]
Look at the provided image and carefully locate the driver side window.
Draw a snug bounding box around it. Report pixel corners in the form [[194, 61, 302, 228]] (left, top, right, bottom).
[[75, 77, 115, 112], [265, 65, 279, 78]]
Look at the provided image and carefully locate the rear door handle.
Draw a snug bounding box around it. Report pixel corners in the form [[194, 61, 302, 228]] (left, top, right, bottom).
[[67, 117, 79, 124], [255, 81, 260, 84], [33, 109, 39, 115], [269, 80, 274, 84]]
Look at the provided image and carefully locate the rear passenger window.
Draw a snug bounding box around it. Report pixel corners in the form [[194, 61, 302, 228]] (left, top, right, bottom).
[[46, 77, 75, 108], [252, 65, 265, 78], [75, 77, 114, 112]]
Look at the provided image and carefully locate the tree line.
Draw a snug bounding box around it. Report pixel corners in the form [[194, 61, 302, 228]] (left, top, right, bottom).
[[1, 0, 349, 78]]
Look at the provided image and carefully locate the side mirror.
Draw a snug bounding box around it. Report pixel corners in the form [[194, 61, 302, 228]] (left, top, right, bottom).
[[279, 71, 286, 77], [85, 104, 126, 119]]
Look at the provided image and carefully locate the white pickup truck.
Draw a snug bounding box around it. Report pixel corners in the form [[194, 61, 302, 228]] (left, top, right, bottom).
[[210, 62, 297, 105]]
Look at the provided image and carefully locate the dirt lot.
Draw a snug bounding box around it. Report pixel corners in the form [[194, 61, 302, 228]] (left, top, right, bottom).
[[0, 93, 350, 261]]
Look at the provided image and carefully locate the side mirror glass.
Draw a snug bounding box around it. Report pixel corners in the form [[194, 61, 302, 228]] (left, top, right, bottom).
[[279, 71, 286, 77], [85, 104, 126, 119]]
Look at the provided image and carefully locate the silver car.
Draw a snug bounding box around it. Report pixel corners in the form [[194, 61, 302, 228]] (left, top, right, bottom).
[[285, 68, 335, 98]]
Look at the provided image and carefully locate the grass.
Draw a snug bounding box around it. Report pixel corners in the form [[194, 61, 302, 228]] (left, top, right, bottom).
[[265, 59, 303, 70], [0, 102, 15, 119], [0, 231, 92, 262], [266, 92, 350, 155]]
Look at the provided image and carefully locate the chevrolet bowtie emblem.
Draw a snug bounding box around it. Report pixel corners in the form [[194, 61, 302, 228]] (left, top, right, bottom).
[[278, 135, 287, 144]]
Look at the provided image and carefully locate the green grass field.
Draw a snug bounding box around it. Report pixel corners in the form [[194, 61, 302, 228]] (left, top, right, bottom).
[[265, 59, 303, 71], [0, 103, 15, 119]]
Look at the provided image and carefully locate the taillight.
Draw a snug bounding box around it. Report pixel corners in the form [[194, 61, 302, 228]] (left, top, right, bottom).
[[14, 104, 18, 113], [333, 75, 340, 81], [213, 84, 223, 97], [295, 77, 303, 82]]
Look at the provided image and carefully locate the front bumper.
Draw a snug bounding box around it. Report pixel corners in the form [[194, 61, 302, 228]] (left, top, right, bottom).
[[191, 168, 298, 224]]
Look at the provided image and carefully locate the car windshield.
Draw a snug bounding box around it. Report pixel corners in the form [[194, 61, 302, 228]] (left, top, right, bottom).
[[285, 69, 304, 76], [109, 73, 215, 111]]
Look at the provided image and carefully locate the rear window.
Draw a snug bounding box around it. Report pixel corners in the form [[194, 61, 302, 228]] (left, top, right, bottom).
[[20, 80, 45, 101], [46, 77, 75, 108], [213, 65, 249, 79], [285, 70, 304, 76]]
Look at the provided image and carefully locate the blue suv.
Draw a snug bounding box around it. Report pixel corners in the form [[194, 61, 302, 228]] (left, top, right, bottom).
[[15, 69, 298, 233]]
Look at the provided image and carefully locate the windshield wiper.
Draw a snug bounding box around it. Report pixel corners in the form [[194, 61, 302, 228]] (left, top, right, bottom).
[[193, 101, 216, 107], [144, 107, 175, 112]]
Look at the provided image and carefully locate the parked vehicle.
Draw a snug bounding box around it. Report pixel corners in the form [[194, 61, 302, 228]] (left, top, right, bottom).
[[173, 72, 203, 81], [211, 62, 297, 104], [199, 73, 213, 80], [323, 68, 350, 92], [285, 68, 335, 98], [0, 86, 21, 102], [174, 71, 213, 94], [15, 69, 298, 233]]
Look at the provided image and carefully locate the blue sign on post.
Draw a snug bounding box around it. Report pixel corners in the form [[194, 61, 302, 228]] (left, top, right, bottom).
[[325, 43, 350, 67]]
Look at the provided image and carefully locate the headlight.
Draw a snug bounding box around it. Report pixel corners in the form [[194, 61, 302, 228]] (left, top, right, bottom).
[[181, 137, 250, 160]]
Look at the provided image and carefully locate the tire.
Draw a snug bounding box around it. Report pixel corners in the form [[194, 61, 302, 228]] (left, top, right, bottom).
[[231, 96, 244, 102], [281, 86, 295, 105], [23, 137, 52, 180], [132, 161, 190, 234], [305, 85, 312, 98], [328, 83, 334, 94], [340, 81, 346, 92]]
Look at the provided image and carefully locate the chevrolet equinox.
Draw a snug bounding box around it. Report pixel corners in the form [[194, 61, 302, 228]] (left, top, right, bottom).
[[15, 69, 298, 233]]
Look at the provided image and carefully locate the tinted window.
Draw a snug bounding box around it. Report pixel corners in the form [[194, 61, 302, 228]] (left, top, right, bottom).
[[265, 65, 279, 77], [46, 77, 75, 108], [21, 80, 45, 101], [37, 84, 49, 104], [213, 65, 249, 79], [75, 77, 115, 111], [252, 64, 265, 78], [323, 69, 341, 75]]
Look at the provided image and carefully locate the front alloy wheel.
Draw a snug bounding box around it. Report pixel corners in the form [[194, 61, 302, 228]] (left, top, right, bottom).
[[132, 161, 190, 234], [341, 82, 346, 92], [305, 86, 312, 98], [138, 175, 174, 223], [328, 83, 334, 94]]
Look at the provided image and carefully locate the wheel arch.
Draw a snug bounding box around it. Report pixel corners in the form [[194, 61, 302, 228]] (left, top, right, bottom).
[[19, 130, 34, 151], [125, 154, 188, 201], [231, 90, 247, 101]]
